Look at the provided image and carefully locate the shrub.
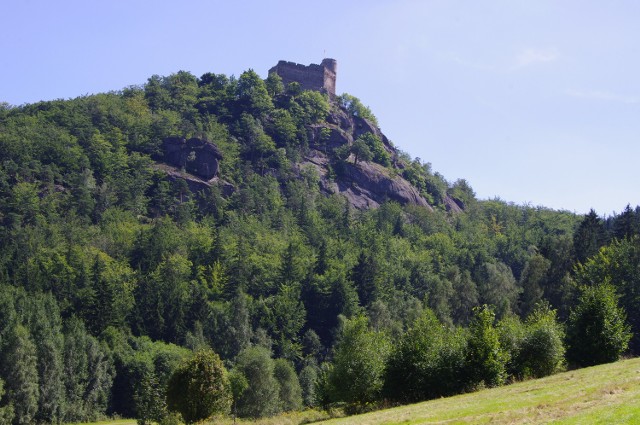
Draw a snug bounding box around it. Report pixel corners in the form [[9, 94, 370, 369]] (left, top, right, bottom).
[[166, 349, 232, 424], [499, 304, 565, 380], [383, 309, 466, 403], [566, 282, 632, 367]]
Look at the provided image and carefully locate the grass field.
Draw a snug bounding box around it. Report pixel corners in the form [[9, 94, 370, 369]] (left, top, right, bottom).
[[316, 357, 640, 425]]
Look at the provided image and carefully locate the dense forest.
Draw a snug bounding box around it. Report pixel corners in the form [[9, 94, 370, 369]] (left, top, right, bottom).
[[0, 67, 639, 424]]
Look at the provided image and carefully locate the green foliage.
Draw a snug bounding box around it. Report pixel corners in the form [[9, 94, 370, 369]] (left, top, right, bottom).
[[234, 346, 281, 418], [273, 359, 303, 412], [166, 349, 232, 424], [63, 317, 114, 422], [0, 63, 638, 422], [499, 303, 565, 380], [350, 139, 373, 165], [478, 262, 520, 319], [566, 282, 632, 367], [384, 309, 466, 403], [2, 325, 39, 425], [0, 379, 15, 425], [337, 93, 378, 126], [357, 133, 390, 166], [324, 316, 390, 412], [464, 305, 508, 388], [298, 364, 319, 407], [574, 237, 640, 352], [235, 69, 274, 117], [294, 91, 330, 125]]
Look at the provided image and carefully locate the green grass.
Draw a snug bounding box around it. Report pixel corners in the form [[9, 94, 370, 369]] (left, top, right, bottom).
[[316, 357, 640, 425]]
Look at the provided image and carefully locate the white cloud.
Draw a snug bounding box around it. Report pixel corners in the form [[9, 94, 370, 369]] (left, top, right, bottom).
[[566, 89, 639, 104], [512, 47, 560, 69]]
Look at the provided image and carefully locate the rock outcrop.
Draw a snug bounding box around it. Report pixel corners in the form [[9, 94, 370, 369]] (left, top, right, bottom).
[[162, 137, 223, 180], [302, 106, 435, 211], [301, 151, 433, 211]]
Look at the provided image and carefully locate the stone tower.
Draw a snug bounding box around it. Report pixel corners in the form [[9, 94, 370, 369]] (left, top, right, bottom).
[[269, 58, 337, 97]]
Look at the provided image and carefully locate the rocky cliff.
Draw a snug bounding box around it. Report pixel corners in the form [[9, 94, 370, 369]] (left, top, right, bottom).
[[158, 101, 462, 213]]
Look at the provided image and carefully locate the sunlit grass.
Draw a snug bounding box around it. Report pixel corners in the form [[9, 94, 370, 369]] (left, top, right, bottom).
[[316, 357, 640, 424]]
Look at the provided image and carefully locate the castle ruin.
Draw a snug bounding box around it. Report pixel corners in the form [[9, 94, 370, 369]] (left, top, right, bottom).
[[269, 58, 337, 97]]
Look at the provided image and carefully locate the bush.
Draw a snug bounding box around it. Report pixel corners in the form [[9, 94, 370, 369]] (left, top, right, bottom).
[[566, 283, 632, 367], [498, 304, 565, 380], [166, 349, 232, 424], [383, 309, 466, 403], [519, 304, 565, 378]]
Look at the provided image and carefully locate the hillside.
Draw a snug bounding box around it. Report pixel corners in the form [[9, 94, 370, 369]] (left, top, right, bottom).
[[1, 60, 640, 424], [315, 357, 640, 425]]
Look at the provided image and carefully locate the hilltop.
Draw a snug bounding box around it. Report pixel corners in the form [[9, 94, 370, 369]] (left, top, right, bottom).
[[1, 59, 639, 424]]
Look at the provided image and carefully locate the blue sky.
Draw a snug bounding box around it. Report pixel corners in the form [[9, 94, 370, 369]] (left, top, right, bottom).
[[2, 0, 639, 215]]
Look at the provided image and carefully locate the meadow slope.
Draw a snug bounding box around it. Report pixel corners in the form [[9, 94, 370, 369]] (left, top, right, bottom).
[[315, 357, 640, 425]]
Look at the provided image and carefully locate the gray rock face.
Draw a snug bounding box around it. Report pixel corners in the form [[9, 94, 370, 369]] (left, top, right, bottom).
[[303, 106, 434, 211], [162, 137, 223, 180], [301, 150, 433, 212]]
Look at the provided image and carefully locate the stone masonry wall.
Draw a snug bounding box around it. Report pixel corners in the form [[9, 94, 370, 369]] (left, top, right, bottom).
[[269, 58, 337, 96]]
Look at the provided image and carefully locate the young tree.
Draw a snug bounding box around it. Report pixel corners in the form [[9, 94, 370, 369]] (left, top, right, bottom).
[[234, 346, 281, 418], [273, 359, 303, 412], [566, 282, 631, 367], [166, 349, 232, 424], [325, 316, 390, 412], [464, 305, 508, 388], [350, 139, 373, 165]]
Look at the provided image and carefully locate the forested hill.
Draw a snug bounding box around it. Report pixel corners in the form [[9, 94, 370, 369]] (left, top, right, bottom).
[[1, 67, 640, 423]]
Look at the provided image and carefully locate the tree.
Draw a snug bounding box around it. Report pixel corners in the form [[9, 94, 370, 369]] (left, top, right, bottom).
[[234, 346, 281, 418], [574, 237, 640, 353], [325, 316, 390, 412], [350, 139, 373, 165], [298, 363, 319, 407], [478, 262, 520, 318], [273, 359, 302, 412], [519, 303, 565, 378], [63, 317, 114, 422], [166, 349, 232, 424], [384, 309, 465, 403], [337, 93, 378, 126], [29, 293, 66, 423], [2, 325, 39, 425], [464, 305, 508, 388], [573, 209, 607, 263], [0, 379, 14, 424], [499, 303, 565, 380], [235, 69, 273, 117], [356, 133, 390, 166], [566, 282, 631, 367], [519, 253, 550, 317]]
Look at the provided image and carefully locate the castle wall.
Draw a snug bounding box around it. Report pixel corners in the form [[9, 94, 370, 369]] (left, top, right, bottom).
[[269, 59, 336, 96]]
